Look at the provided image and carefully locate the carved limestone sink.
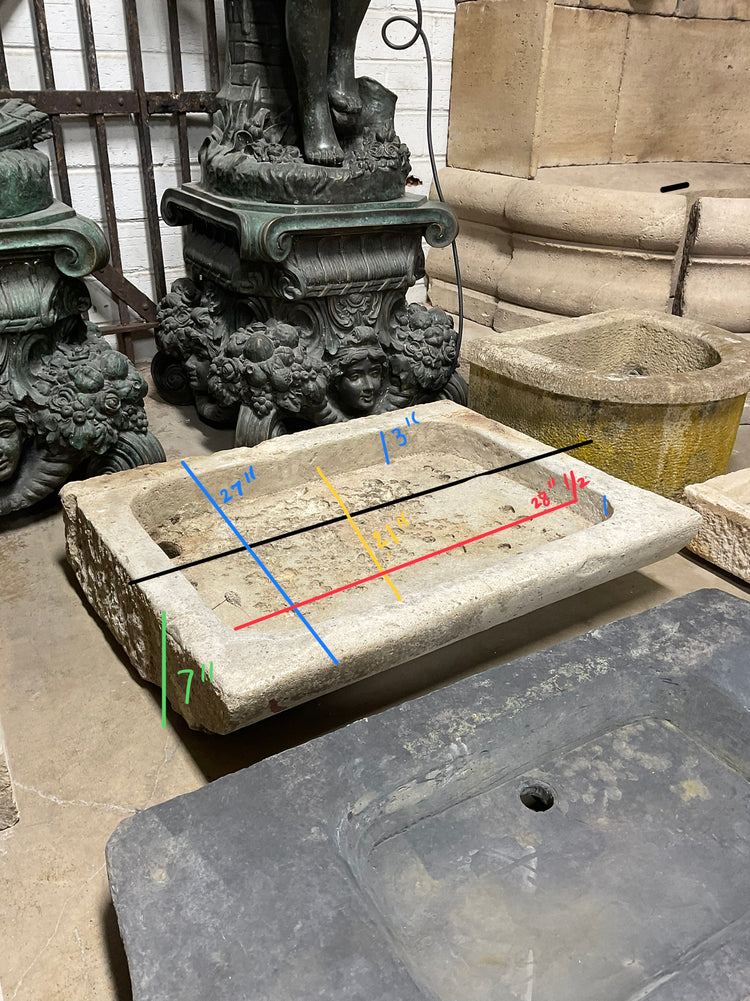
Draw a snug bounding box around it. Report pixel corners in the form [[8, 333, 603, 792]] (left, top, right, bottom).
[[61, 401, 699, 732]]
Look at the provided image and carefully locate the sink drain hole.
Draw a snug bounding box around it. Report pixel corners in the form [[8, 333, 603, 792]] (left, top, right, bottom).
[[158, 540, 182, 559], [520, 783, 554, 812]]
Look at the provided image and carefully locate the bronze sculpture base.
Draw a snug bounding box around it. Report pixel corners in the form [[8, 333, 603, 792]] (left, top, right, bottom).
[[154, 187, 467, 445]]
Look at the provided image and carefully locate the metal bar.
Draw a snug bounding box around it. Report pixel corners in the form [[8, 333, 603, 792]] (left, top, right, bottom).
[[123, 0, 167, 302], [0, 21, 10, 90], [0, 90, 216, 115], [100, 320, 159, 336], [204, 0, 221, 92], [148, 92, 216, 114], [166, 0, 191, 184], [76, 0, 129, 324], [30, 0, 72, 204], [94, 264, 158, 322]]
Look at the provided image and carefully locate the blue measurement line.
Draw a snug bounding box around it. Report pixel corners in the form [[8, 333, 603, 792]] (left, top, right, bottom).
[[379, 430, 390, 465], [603, 495, 609, 517], [181, 461, 338, 665]]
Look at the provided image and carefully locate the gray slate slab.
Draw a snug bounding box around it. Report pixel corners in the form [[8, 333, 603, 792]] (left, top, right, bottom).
[[107, 589, 750, 1001]]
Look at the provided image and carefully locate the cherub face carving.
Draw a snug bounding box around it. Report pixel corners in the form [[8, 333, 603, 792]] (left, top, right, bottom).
[[0, 416, 22, 482], [337, 356, 383, 413]]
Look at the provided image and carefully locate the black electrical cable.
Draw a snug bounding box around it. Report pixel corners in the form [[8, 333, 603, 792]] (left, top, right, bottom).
[[381, 0, 465, 355]]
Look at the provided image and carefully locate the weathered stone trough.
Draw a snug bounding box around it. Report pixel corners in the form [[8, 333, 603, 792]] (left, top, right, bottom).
[[105, 590, 750, 1000], [467, 310, 750, 500], [61, 401, 699, 733]]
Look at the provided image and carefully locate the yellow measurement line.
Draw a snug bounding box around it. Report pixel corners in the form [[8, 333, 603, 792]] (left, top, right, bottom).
[[316, 466, 402, 603]]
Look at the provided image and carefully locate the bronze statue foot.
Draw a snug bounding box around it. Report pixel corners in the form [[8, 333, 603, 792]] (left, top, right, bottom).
[[303, 135, 345, 166], [300, 103, 345, 166], [306, 146, 345, 166], [328, 80, 363, 115]]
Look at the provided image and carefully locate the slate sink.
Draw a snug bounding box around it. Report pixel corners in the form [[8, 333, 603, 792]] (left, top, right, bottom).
[[62, 401, 699, 732], [106, 590, 750, 1001]]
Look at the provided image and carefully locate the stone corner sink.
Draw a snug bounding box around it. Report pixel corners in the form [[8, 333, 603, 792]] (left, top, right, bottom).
[[466, 309, 750, 499], [105, 588, 750, 1001], [61, 400, 699, 733]]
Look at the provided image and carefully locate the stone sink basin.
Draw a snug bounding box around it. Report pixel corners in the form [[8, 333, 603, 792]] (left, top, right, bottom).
[[61, 401, 699, 733], [105, 590, 750, 1000], [467, 309, 750, 500]]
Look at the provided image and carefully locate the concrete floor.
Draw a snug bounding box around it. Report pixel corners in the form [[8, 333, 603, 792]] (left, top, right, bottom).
[[1, 370, 749, 1001]]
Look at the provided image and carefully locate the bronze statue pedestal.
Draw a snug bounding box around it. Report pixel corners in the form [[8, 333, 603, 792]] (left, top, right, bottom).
[[153, 187, 467, 445], [0, 100, 165, 516]]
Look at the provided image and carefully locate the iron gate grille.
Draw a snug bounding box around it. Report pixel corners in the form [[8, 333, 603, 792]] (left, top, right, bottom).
[[0, 0, 221, 358]]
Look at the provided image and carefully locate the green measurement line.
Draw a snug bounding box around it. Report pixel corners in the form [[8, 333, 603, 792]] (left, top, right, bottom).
[[161, 610, 167, 728]]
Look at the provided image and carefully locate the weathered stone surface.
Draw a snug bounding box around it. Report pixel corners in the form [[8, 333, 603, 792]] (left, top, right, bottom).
[[426, 166, 685, 326], [447, 0, 554, 177], [675, 196, 750, 333], [0, 717, 17, 832], [684, 469, 750, 582], [447, 1, 750, 179], [676, 0, 750, 18], [466, 310, 750, 498], [613, 16, 750, 163], [106, 589, 750, 1001], [426, 278, 500, 328], [538, 6, 628, 167], [61, 401, 699, 733], [499, 237, 675, 315], [560, 0, 678, 12]]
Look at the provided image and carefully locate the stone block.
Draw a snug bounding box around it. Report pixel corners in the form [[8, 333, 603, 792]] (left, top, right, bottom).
[[428, 218, 512, 297], [684, 469, 750, 582], [676, 196, 750, 332], [427, 277, 499, 328], [62, 401, 699, 732], [106, 590, 750, 1001], [497, 237, 675, 315], [503, 178, 686, 251], [430, 169, 518, 230], [538, 6, 628, 167], [447, 0, 555, 177], [425, 166, 686, 325], [493, 299, 562, 330], [679, 259, 750, 332], [559, 0, 677, 11], [676, 0, 750, 18], [613, 16, 750, 163]]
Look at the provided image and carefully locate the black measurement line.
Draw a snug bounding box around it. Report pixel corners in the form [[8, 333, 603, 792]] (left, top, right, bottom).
[[128, 438, 594, 586]]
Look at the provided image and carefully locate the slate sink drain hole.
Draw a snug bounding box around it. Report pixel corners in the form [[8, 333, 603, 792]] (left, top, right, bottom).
[[519, 782, 555, 812]]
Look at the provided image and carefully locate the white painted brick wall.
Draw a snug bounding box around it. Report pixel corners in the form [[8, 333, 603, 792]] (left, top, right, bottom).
[[1, 0, 455, 352]]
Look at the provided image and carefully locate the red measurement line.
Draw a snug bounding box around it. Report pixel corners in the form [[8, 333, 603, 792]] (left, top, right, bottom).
[[234, 495, 579, 632]]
